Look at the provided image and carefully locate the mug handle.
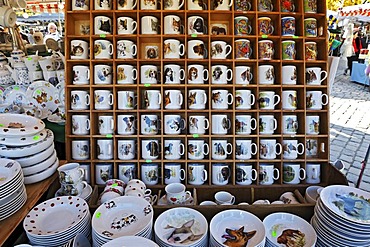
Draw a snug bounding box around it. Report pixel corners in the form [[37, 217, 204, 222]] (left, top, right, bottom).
[[110, 118, 115, 131], [132, 21, 138, 33], [151, 194, 158, 204], [85, 94, 90, 106], [179, 44, 185, 56], [204, 118, 210, 130], [320, 71, 328, 82], [203, 48, 208, 59], [202, 169, 208, 182], [109, 94, 114, 105], [291, 3, 295, 11], [227, 119, 231, 129], [178, 0, 184, 8], [86, 69, 90, 80], [248, 25, 252, 35], [78, 168, 85, 178], [275, 143, 282, 155], [321, 94, 329, 106], [269, 25, 274, 35], [273, 94, 281, 107], [203, 143, 209, 155], [250, 143, 258, 155], [179, 143, 185, 155], [226, 143, 233, 155], [178, 93, 184, 106], [180, 118, 186, 130], [225, 45, 232, 58], [131, 44, 137, 56], [250, 118, 257, 130], [230, 195, 235, 205], [227, 69, 233, 81], [227, 93, 233, 105], [203, 69, 209, 81], [228, 0, 233, 7], [299, 168, 306, 180], [180, 169, 186, 180], [179, 69, 185, 80], [158, 93, 162, 105], [273, 168, 280, 180], [251, 169, 258, 181], [185, 191, 192, 198], [144, 188, 152, 196], [272, 118, 278, 131], [108, 143, 113, 155], [297, 143, 305, 155], [108, 44, 114, 55], [132, 0, 137, 8], [250, 93, 255, 106], [86, 119, 91, 130], [132, 68, 138, 80], [203, 92, 207, 104]]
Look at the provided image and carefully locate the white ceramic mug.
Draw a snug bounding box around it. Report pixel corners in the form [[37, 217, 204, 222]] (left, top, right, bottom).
[[258, 65, 275, 84], [141, 139, 160, 160], [235, 139, 258, 160], [188, 89, 207, 109], [165, 183, 191, 204], [306, 163, 321, 184], [164, 0, 184, 9], [235, 90, 255, 110], [260, 139, 282, 160], [212, 163, 230, 185], [117, 0, 137, 9], [140, 0, 157, 9], [94, 39, 113, 59], [212, 115, 231, 135], [58, 162, 84, 184], [211, 140, 232, 160], [306, 115, 320, 135], [117, 40, 137, 59], [164, 64, 185, 84], [79, 163, 91, 183], [211, 41, 232, 59], [70, 40, 89, 60], [117, 140, 136, 160], [95, 163, 113, 185], [164, 139, 185, 160], [283, 163, 306, 184], [118, 163, 137, 183], [163, 39, 185, 59], [117, 115, 136, 135], [117, 64, 137, 84], [215, 191, 235, 205], [141, 16, 159, 34], [71, 90, 90, 110], [259, 91, 280, 110], [141, 163, 159, 185], [140, 65, 159, 84], [282, 65, 297, 85], [259, 115, 277, 135], [306, 91, 328, 110], [97, 139, 113, 160], [187, 0, 207, 10], [61, 181, 88, 196], [143, 90, 161, 109], [98, 115, 114, 135], [306, 139, 318, 157], [188, 40, 207, 59], [235, 66, 253, 85], [94, 90, 113, 110], [94, 0, 112, 9], [188, 64, 209, 84], [283, 140, 304, 160], [117, 17, 137, 35], [188, 139, 209, 160], [282, 90, 298, 110], [188, 115, 209, 134], [211, 65, 232, 84], [140, 114, 159, 135], [164, 115, 185, 134], [282, 115, 298, 134], [164, 15, 183, 34], [259, 163, 279, 185], [72, 65, 90, 85], [235, 115, 257, 135], [71, 140, 90, 160], [164, 90, 183, 109], [236, 164, 257, 185], [188, 163, 207, 185], [306, 67, 327, 85], [94, 64, 112, 85], [187, 16, 207, 34], [211, 89, 233, 109], [164, 163, 185, 184], [72, 115, 90, 135], [94, 16, 112, 35], [117, 91, 136, 110], [72, 0, 89, 10]]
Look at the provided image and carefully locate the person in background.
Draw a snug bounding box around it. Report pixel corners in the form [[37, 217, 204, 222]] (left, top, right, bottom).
[[27, 28, 35, 44], [344, 31, 362, 75], [44, 22, 61, 42]]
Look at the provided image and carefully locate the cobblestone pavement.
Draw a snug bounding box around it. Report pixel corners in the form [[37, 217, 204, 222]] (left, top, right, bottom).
[[330, 58, 370, 191]]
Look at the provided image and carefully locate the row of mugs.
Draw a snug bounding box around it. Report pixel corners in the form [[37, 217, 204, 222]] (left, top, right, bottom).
[[71, 137, 319, 161], [72, 63, 327, 86], [89, 162, 321, 186]]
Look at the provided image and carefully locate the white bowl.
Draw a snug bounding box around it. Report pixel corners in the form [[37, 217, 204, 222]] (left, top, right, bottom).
[[305, 186, 323, 204]]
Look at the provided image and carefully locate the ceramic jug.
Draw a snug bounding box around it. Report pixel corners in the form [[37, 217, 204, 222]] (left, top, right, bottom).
[[6, 63, 30, 86]]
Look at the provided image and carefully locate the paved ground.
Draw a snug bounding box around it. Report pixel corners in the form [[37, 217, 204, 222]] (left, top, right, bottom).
[[330, 58, 370, 191]]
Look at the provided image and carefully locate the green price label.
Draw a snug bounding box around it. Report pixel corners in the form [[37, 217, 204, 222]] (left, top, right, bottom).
[[111, 183, 118, 187], [261, 35, 268, 38], [293, 35, 299, 39], [0, 124, 3, 127], [272, 230, 277, 237], [144, 84, 151, 87], [146, 159, 152, 163], [106, 134, 113, 138], [33, 136, 40, 140], [99, 34, 106, 38], [28, 57, 32, 61], [96, 212, 101, 218], [36, 90, 41, 94], [13, 86, 19, 91], [193, 134, 199, 138], [191, 34, 198, 37]]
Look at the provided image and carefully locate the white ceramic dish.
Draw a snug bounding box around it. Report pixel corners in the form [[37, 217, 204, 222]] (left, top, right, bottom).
[[0, 188, 27, 221], [0, 159, 22, 188], [3, 85, 28, 106], [0, 114, 45, 137], [13, 143, 55, 167], [23, 158, 59, 184], [0, 129, 47, 147], [0, 129, 54, 158], [22, 150, 57, 176], [54, 82, 65, 105], [26, 81, 58, 115], [0, 171, 23, 198], [0, 182, 24, 205], [102, 236, 158, 247], [158, 194, 195, 206]]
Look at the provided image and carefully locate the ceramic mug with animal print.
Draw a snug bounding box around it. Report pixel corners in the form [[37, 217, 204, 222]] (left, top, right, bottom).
[[280, 0, 295, 12], [141, 163, 159, 185], [235, 89, 255, 110], [211, 41, 232, 59], [164, 139, 185, 159], [211, 115, 231, 135], [98, 115, 114, 135], [117, 90, 136, 110], [282, 90, 298, 110], [306, 91, 328, 110], [235, 66, 253, 84], [117, 114, 136, 135], [164, 163, 186, 184], [140, 65, 158, 84], [164, 64, 185, 84], [143, 90, 161, 109], [165, 183, 191, 204], [188, 163, 207, 185], [188, 139, 209, 160], [258, 65, 275, 84], [282, 140, 304, 160], [188, 89, 207, 109], [187, 40, 208, 59], [94, 16, 112, 35], [259, 91, 280, 110], [164, 39, 185, 59], [187, 64, 209, 84], [140, 114, 159, 135], [234, 16, 252, 35], [97, 139, 113, 160], [235, 115, 257, 135], [164, 114, 185, 134], [281, 16, 295, 36], [187, 0, 207, 10], [259, 164, 279, 185], [305, 67, 327, 85], [282, 65, 297, 85], [58, 162, 85, 184], [235, 139, 258, 160], [305, 115, 320, 135], [117, 140, 136, 160], [282, 40, 296, 60], [283, 163, 306, 184], [164, 15, 183, 34], [305, 41, 317, 60], [71, 140, 90, 160], [118, 163, 136, 183], [306, 163, 320, 184], [235, 39, 252, 59], [210, 23, 227, 35], [141, 139, 159, 159], [188, 115, 209, 134], [145, 45, 159, 59], [211, 89, 233, 110], [72, 0, 89, 10], [116, 40, 137, 59], [257, 17, 274, 35], [117, 0, 137, 9], [94, 90, 113, 110], [234, 0, 251, 11], [211, 140, 232, 160], [187, 16, 207, 34], [282, 115, 298, 134], [141, 16, 159, 34], [259, 115, 277, 134], [258, 40, 274, 60], [213, 0, 232, 10], [61, 181, 88, 196], [94, 64, 112, 85], [70, 90, 90, 110], [72, 65, 90, 85], [70, 40, 89, 60], [164, 0, 184, 9], [258, 0, 273, 11], [236, 164, 257, 185], [259, 139, 282, 160], [304, 0, 317, 13], [211, 65, 232, 84], [94, 39, 113, 59], [79, 164, 90, 183], [212, 163, 230, 185], [94, 0, 111, 9], [95, 164, 112, 185], [304, 18, 317, 37], [140, 0, 157, 9], [117, 17, 137, 35], [117, 64, 137, 84], [72, 115, 90, 135], [305, 139, 318, 157]]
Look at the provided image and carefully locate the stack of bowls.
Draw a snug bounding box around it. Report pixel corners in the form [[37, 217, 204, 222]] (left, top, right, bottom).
[[102, 236, 158, 247], [0, 159, 27, 221], [0, 114, 58, 184]]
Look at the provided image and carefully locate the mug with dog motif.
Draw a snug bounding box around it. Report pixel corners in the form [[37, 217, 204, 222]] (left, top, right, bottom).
[[188, 40, 207, 59], [70, 40, 89, 60], [164, 15, 183, 34], [306, 91, 328, 110], [188, 139, 209, 160], [72, 115, 90, 135], [58, 163, 85, 185], [306, 67, 327, 85], [282, 115, 298, 134], [187, 64, 209, 84], [211, 89, 233, 109], [140, 0, 157, 9], [282, 65, 297, 85], [282, 90, 297, 110], [164, 163, 185, 184], [117, 0, 137, 9], [117, 91, 136, 110], [164, 139, 184, 160], [235, 90, 255, 110], [211, 140, 232, 160], [164, 0, 184, 9], [187, 16, 207, 35], [98, 115, 114, 135], [117, 40, 137, 59], [213, 0, 232, 10], [259, 91, 280, 110], [72, 140, 90, 160], [235, 66, 253, 84], [117, 64, 137, 84], [164, 64, 185, 84], [235, 139, 257, 160], [188, 163, 207, 185], [164, 114, 185, 134], [140, 65, 159, 84], [187, 0, 207, 10], [141, 140, 159, 160], [141, 163, 159, 185], [141, 114, 159, 135], [259, 163, 279, 185], [164, 39, 185, 59], [283, 163, 306, 184], [97, 139, 113, 160], [117, 114, 136, 135], [94, 16, 112, 35], [94, 90, 113, 110], [259, 115, 277, 135], [236, 164, 257, 185], [235, 115, 257, 135], [188, 89, 207, 109], [118, 140, 136, 160], [283, 140, 304, 160], [212, 163, 230, 185], [164, 90, 183, 109], [235, 39, 252, 59], [72, 65, 90, 85], [145, 45, 159, 60], [141, 16, 159, 34], [143, 90, 161, 109], [212, 115, 231, 135], [211, 65, 232, 84], [188, 115, 209, 134], [71, 90, 90, 110], [118, 163, 137, 183], [95, 163, 113, 185], [117, 17, 137, 34], [258, 65, 275, 84], [94, 64, 112, 85], [94, 39, 113, 59], [260, 139, 282, 160], [211, 41, 232, 59], [306, 115, 320, 135]]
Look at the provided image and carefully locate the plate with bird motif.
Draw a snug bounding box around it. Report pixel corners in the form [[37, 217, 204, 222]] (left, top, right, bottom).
[[26, 81, 57, 116]]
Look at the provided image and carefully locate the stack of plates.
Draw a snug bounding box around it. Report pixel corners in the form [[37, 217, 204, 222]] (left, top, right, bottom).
[[0, 114, 58, 184], [92, 196, 154, 247], [154, 207, 208, 247], [102, 236, 159, 247], [61, 233, 91, 247], [23, 196, 91, 247], [209, 210, 265, 247], [0, 159, 27, 221], [312, 185, 370, 247], [263, 212, 316, 247]]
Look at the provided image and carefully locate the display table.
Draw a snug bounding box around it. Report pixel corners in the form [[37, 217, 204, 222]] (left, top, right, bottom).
[[351, 62, 369, 86]]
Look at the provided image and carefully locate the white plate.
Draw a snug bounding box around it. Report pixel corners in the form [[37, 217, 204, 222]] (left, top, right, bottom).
[[0, 188, 27, 221], [13, 143, 55, 167], [0, 171, 23, 198], [0, 129, 54, 158], [23, 158, 59, 184], [54, 82, 65, 106], [47, 113, 65, 125], [0, 114, 45, 137], [22, 150, 57, 176], [102, 236, 158, 247], [0, 181, 24, 205], [0, 129, 47, 147], [3, 85, 28, 106], [0, 159, 22, 188], [26, 81, 57, 115]]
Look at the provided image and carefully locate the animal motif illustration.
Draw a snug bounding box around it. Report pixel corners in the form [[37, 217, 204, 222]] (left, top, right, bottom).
[[306, 93, 314, 108], [99, 19, 111, 33], [212, 66, 223, 80], [188, 144, 197, 155], [145, 168, 158, 181], [117, 42, 126, 57], [259, 118, 266, 133], [98, 118, 104, 132], [306, 0, 316, 11], [71, 94, 80, 106], [235, 95, 243, 107], [97, 67, 111, 81], [188, 67, 198, 81], [151, 19, 158, 32], [260, 144, 268, 157], [311, 120, 319, 133], [164, 0, 173, 8], [306, 70, 317, 84], [144, 0, 156, 5], [94, 43, 102, 56], [282, 19, 295, 35], [222, 227, 256, 247], [212, 92, 223, 103], [189, 117, 199, 130], [143, 116, 157, 128], [288, 93, 297, 107], [75, 0, 88, 7], [236, 168, 247, 182], [117, 67, 127, 81], [164, 143, 173, 155], [119, 144, 132, 156], [219, 167, 230, 181], [146, 141, 159, 157], [126, 93, 134, 108], [333, 193, 370, 219], [164, 168, 171, 179], [306, 45, 317, 59], [193, 43, 205, 56], [122, 116, 135, 132], [70, 44, 84, 56], [188, 167, 195, 181], [259, 97, 270, 108], [98, 0, 110, 8], [192, 18, 204, 33], [235, 119, 247, 133], [291, 67, 297, 81], [165, 68, 174, 83], [277, 229, 306, 247], [164, 92, 171, 107], [95, 94, 104, 105], [122, 167, 136, 180], [63, 184, 78, 196], [79, 24, 90, 35], [34, 92, 51, 104], [146, 69, 157, 80], [306, 139, 317, 155], [285, 117, 297, 131], [105, 201, 116, 209], [100, 167, 110, 182], [214, 142, 225, 156], [284, 43, 295, 58], [111, 214, 137, 230], [213, 0, 223, 8], [188, 92, 197, 106], [235, 143, 248, 156], [192, 0, 204, 7], [172, 18, 181, 32], [240, 69, 252, 82], [259, 169, 267, 182], [165, 220, 203, 244], [211, 26, 226, 35], [118, 19, 128, 31], [118, 0, 127, 7], [265, 67, 274, 81], [147, 47, 158, 59], [211, 44, 223, 57], [144, 91, 150, 108], [221, 117, 229, 130], [167, 119, 180, 131]]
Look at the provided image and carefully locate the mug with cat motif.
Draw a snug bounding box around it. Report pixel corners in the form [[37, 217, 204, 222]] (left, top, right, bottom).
[[164, 15, 183, 35], [117, 40, 137, 59], [140, 0, 157, 9], [117, 64, 138, 84], [72, 0, 89, 10], [141, 16, 159, 34], [70, 40, 89, 60], [213, 0, 232, 10], [163, 39, 185, 59], [187, 16, 207, 35], [117, 0, 137, 9], [94, 16, 112, 35], [187, 64, 209, 84], [94, 39, 113, 59], [187, 0, 207, 10], [95, 163, 113, 185], [164, 64, 185, 84], [117, 17, 137, 35], [188, 40, 207, 59], [164, 0, 184, 10], [95, 0, 112, 9]]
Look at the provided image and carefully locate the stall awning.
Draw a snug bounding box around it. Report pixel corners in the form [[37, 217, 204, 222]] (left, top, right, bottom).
[[26, 3, 61, 13]]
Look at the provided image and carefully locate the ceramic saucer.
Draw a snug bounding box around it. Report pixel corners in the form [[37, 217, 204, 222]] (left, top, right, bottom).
[[55, 183, 93, 201], [158, 193, 195, 206], [26, 81, 57, 116]]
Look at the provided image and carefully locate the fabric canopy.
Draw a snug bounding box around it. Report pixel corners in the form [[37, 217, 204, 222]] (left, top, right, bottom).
[[338, 3, 370, 23]]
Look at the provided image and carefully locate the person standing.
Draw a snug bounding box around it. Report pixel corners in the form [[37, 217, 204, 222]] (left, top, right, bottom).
[[44, 22, 61, 42]]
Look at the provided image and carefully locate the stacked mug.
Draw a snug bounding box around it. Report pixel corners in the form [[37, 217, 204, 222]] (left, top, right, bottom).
[[57, 163, 87, 197], [125, 179, 157, 205], [99, 179, 125, 204]]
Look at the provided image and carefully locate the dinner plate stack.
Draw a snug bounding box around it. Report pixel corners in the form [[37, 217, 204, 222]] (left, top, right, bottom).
[[0, 114, 58, 184], [209, 210, 265, 247], [0, 159, 27, 221], [102, 236, 159, 247], [23, 196, 91, 247], [263, 212, 317, 247], [154, 207, 208, 247], [92, 196, 154, 247], [311, 185, 370, 247]]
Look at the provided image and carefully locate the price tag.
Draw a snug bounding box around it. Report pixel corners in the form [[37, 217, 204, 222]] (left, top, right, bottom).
[[293, 35, 299, 39], [144, 84, 151, 87], [28, 57, 32, 61], [106, 134, 113, 138], [36, 90, 41, 94], [191, 34, 197, 37], [33, 135, 40, 141], [99, 34, 106, 38], [111, 183, 118, 187], [272, 230, 277, 237], [192, 134, 199, 138], [261, 35, 268, 38], [145, 159, 152, 163], [13, 86, 19, 91], [96, 212, 101, 218]]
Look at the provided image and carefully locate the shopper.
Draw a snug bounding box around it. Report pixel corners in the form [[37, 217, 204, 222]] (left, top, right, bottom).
[[344, 31, 362, 75], [44, 22, 61, 42]]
